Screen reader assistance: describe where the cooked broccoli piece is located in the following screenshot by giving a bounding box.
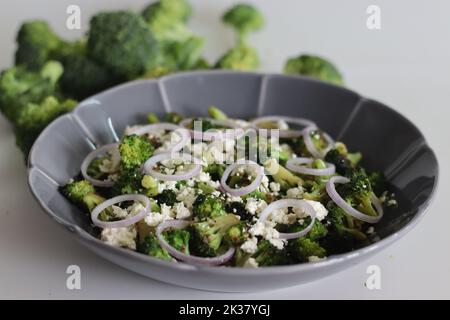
[195,182,215,194]
[281,218,328,241]
[288,237,326,263]
[264,159,303,191]
[86,156,108,180]
[339,168,379,218]
[163,228,190,255]
[368,171,387,197]
[112,167,145,195]
[87,11,160,79]
[324,148,354,177]
[190,214,240,257]
[142,0,193,42]
[0,61,63,121]
[147,112,160,124]
[208,106,228,120]
[14,96,77,155]
[141,175,159,196]
[163,111,183,124]
[61,179,105,212]
[192,194,226,220]
[225,201,252,221]
[59,53,120,100]
[252,240,290,266]
[284,54,344,85]
[118,134,154,171]
[204,164,226,182]
[215,45,259,71]
[156,189,177,206]
[222,4,264,44]
[224,221,249,246]
[138,234,172,260]
[302,180,327,202]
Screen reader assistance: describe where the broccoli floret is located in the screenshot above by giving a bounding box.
[222,4,264,44]
[288,238,326,263]
[156,189,177,206]
[368,171,387,197]
[163,111,183,124]
[264,159,303,191]
[284,54,344,85]
[147,112,160,124]
[138,234,172,261]
[61,179,105,212]
[112,167,144,195]
[0,61,63,121]
[224,221,249,246]
[225,201,252,221]
[59,53,121,100]
[252,240,290,266]
[195,182,215,194]
[141,175,159,196]
[208,106,228,120]
[14,96,77,156]
[281,218,328,241]
[324,148,354,177]
[165,36,205,70]
[302,180,327,202]
[119,134,154,171]
[192,194,226,220]
[163,228,190,255]
[215,45,259,71]
[204,164,225,182]
[190,214,240,257]
[87,11,160,79]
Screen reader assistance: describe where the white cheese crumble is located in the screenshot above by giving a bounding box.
[176,187,197,209]
[305,200,328,221]
[240,237,258,254]
[174,202,191,219]
[144,203,174,227]
[245,198,267,215]
[286,187,304,199]
[269,182,281,193]
[249,221,286,249]
[101,225,137,250]
[243,257,259,268]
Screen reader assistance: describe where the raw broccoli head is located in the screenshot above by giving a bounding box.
[288,237,326,263]
[14,96,77,156]
[284,54,344,85]
[163,228,190,255]
[156,189,177,206]
[189,214,240,257]
[215,45,259,71]
[252,240,290,266]
[222,4,264,43]
[61,179,105,212]
[119,134,154,171]
[87,11,160,79]
[138,234,172,260]
[192,194,226,220]
[167,36,205,70]
[224,221,249,246]
[14,20,63,69]
[59,53,121,100]
[0,61,63,122]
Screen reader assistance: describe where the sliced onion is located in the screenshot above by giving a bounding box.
[126,122,190,154]
[286,157,335,176]
[250,116,317,138]
[303,126,334,159]
[143,152,202,181]
[259,199,316,239]
[81,143,119,187]
[326,176,383,224]
[156,220,235,266]
[220,160,264,197]
[179,117,244,141]
[91,194,150,228]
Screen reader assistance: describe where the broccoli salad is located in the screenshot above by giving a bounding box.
[62,106,396,268]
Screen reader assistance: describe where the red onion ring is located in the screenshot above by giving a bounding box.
[303,126,334,159]
[156,220,235,266]
[179,117,244,141]
[250,116,317,138]
[258,199,317,239]
[91,194,150,228]
[126,123,190,154]
[220,160,264,197]
[326,176,384,224]
[81,143,119,187]
[143,152,202,181]
[286,157,335,176]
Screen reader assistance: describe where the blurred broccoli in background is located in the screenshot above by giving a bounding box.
[216,4,264,71]
[284,54,344,85]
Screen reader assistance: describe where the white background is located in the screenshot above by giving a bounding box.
[0,0,449,299]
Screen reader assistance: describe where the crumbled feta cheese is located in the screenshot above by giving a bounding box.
[308,256,326,262]
[240,237,258,254]
[111,205,129,220]
[286,187,304,199]
[249,221,286,249]
[174,202,191,219]
[245,198,267,215]
[305,200,328,221]
[269,182,281,193]
[157,180,177,193]
[243,257,259,268]
[176,187,197,209]
[101,225,137,250]
[387,199,398,207]
[144,204,174,227]
[366,226,375,235]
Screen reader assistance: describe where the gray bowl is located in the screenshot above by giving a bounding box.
[27,71,438,292]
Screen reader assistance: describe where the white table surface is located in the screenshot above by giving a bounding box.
[0,0,449,299]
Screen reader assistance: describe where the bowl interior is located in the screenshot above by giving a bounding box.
[28,71,438,263]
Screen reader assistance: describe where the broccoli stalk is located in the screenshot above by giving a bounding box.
[264,159,303,191]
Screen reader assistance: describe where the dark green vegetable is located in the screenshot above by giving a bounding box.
[192,194,226,220]
[252,240,290,266]
[118,134,154,171]
[284,54,344,85]
[138,234,172,260]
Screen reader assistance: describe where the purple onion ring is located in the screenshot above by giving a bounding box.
[302,126,334,159]
[286,157,335,176]
[220,160,264,197]
[156,220,235,266]
[326,176,383,224]
[143,152,202,181]
[91,194,150,228]
[81,143,119,187]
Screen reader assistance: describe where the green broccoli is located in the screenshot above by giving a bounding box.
[141,174,159,196]
[288,237,326,263]
[163,228,190,255]
[302,180,327,202]
[222,4,264,44]
[118,134,154,171]
[208,106,228,120]
[215,45,259,71]
[264,159,303,191]
[284,54,344,85]
[0,61,63,121]
[204,163,226,182]
[147,112,160,124]
[163,111,183,124]
[61,179,105,212]
[87,11,160,79]
[225,201,252,221]
[138,234,172,260]
[14,96,77,155]
[368,171,387,197]
[112,168,144,196]
[224,221,249,246]
[252,240,290,266]
[324,148,354,177]
[192,194,226,220]
[156,189,177,206]
[168,36,205,70]
[190,214,240,257]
